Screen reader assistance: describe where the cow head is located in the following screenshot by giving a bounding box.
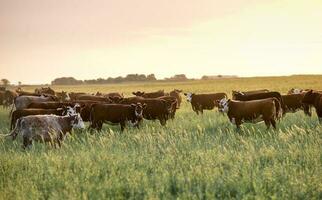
[217,98,230,113]
[302,90,316,104]
[69,114,85,129]
[183,92,194,102]
[288,88,303,94]
[174,89,182,93]
[132,91,145,96]
[131,103,146,118]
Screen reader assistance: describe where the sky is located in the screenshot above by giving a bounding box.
[1,0,322,84]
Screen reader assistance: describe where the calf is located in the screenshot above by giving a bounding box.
[218,98,281,129]
[233,91,285,113]
[169,89,182,108]
[8,114,84,148]
[89,103,145,131]
[302,90,322,123]
[133,90,165,98]
[184,92,227,114]
[282,93,311,116]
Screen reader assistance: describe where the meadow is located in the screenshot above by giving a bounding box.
[0,75,322,199]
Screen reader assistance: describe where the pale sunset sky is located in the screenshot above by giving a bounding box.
[1,0,322,84]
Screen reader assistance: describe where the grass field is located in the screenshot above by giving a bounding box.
[0,75,322,199]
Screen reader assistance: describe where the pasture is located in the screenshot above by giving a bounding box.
[0,75,322,199]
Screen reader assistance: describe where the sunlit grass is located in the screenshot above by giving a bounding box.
[1,76,322,199]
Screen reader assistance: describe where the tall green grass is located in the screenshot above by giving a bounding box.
[1,76,322,199]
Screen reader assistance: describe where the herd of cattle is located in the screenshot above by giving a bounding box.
[0,86,321,148]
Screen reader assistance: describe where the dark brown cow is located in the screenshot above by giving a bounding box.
[96,92,123,98]
[4,90,18,107]
[0,91,5,107]
[56,91,70,101]
[232,89,269,99]
[282,93,311,116]
[233,91,285,113]
[132,90,165,98]
[184,92,227,114]
[302,90,322,123]
[169,89,182,108]
[10,108,68,130]
[35,87,55,95]
[76,95,112,102]
[218,98,281,129]
[8,114,84,148]
[27,101,76,109]
[120,97,176,125]
[158,96,178,119]
[79,101,113,122]
[14,95,59,110]
[68,92,87,101]
[89,103,145,131]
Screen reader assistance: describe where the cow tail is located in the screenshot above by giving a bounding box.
[9,98,16,119]
[5,118,22,140]
[273,98,282,120]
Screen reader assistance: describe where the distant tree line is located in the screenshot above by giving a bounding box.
[51,74,238,85]
[51,74,158,85]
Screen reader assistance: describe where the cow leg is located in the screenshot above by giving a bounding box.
[22,137,32,149]
[264,120,271,130]
[235,119,242,130]
[270,119,277,129]
[56,139,62,148]
[159,118,166,126]
[120,121,126,132]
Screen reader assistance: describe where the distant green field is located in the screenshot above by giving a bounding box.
[1,75,322,199]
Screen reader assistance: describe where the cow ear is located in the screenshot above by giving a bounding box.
[178,90,182,93]
[131,103,136,107]
[143,103,147,108]
[183,93,187,96]
[57,108,63,111]
[132,92,137,95]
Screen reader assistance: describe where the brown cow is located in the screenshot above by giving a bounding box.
[218,98,281,129]
[132,90,165,98]
[27,101,76,109]
[56,91,70,101]
[35,87,55,95]
[4,90,18,107]
[158,96,178,119]
[120,97,176,125]
[10,108,71,130]
[14,95,58,111]
[8,113,85,148]
[282,93,311,116]
[76,95,111,102]
[184,92,227,114]
[0,91,5,107]
[232,89,269,99]
[302,90,322,123]
[89,103,146,131]
[169,89,182,108]
[232,91,285,113]
[68,92,87,101]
